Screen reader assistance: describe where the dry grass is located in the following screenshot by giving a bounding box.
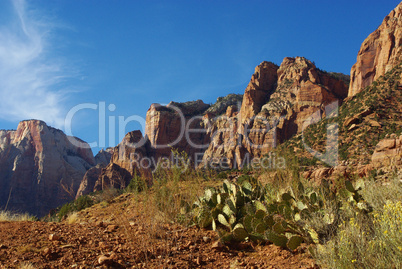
[0,211,36,222]
[18,262,36,269]
[62,161,218,267]
[123,169,211,266]
[66,212,79,224]
[315,176,402,269]
[17,244,42,254]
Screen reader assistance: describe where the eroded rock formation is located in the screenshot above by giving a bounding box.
[0,120,95,217]
[372,134,402,169]
[239,61,279,124]
[77,130,152,195]
[348,2,402,97]
[145,100,210,160]
[95,147,114,165]
[201,57,349,168]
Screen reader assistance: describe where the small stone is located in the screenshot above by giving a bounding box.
[98,255,113,265]
[211,241,224,250]
[43,247,51,255]
[98,242,108,249]
[106,224,118,233]
[110,252,118,260]
[49,234,61,241]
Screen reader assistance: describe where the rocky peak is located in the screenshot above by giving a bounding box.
[205,94,243,116]
[0,120,95,217]
[199,57,349,169]
[167,99,210,116]
[261,56,348,118]
[94,147,114,165]
[239,61,279,124]
[348,2,402,97]
[277,57,317,84]
[76,131,152,197]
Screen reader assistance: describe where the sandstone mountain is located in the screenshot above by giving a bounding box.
[3,3,402,217]
[348,2,402,97]
[81,56,348,195]
[0,120,95,217]
[77,100,213,195]
[88,1,402,193]
[145,100,210,160]
[200,57,349,168]
[284,2,402,181]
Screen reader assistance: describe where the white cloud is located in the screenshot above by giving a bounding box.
[0,0,71,128]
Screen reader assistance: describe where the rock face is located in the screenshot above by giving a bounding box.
[145,100,210,160]
[348,2,402,97]
[76,57,348,198]
[201,57,349,168]
[95,148,114,165]
[77,131,152,195]
[371,134,402,169]
[248,57,346,148]
[239,61,279,124]
[75,164,105,198]
[0,120,95,217]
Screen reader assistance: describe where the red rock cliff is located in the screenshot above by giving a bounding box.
[201,57,349,168]
[348,2,402,97]
[0,120,95,217]
[239,61,279,124]
[145,100,210,160]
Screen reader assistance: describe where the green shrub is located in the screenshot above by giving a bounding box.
[126,173,147,193]
[216,171,228,179]
[58,195,94,221]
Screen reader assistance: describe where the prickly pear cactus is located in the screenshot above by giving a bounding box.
[190,178,324,250]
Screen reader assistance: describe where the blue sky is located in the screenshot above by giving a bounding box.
[0,0,399,154]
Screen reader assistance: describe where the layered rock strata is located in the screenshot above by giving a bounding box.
[0,120,94,217]
[201,57,349,168]
[348,2,402,97]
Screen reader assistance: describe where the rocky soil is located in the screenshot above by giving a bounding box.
[0,193,318,269]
